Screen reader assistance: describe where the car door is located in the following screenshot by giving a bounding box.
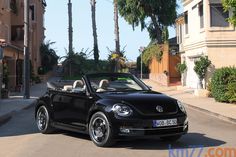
[52,82,93,125]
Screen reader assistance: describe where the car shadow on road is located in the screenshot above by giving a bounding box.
[114,133,226,150]
[63,131,226,150]
[62,131,91,141]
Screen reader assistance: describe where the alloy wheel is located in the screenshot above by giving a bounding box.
[36,106,49,131]
[90,117,108,143]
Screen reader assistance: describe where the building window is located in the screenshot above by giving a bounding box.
[210,3,229,27]
[11,25,24,41]
[10,0,17,14]
[184,12,188,34]
[199,2,204,28]
[30,5,35,21]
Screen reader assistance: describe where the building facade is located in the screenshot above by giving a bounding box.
[176,0,236,89]
[0,0,46,91]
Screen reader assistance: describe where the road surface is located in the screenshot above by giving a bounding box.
[0,105,236,157]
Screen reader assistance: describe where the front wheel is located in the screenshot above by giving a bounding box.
[36,105,54,134]
[89,112,115,147]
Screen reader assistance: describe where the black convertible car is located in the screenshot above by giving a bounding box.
[35,73,188,147]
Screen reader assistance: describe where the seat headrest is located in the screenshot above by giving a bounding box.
[99,79,109,89]
[73,80,84,88]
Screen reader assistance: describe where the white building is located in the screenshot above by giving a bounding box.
[176,0,236,89]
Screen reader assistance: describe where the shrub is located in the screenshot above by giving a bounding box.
[194,56,211,79]
[176,61,187,74]
[211,67,236,103]
[194,56,211,88]
[142,44,162,65]
[34,76,42,84]
[226,82,236,103]
[38,66,45,75]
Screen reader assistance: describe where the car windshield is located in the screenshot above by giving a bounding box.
[86,74,149,93]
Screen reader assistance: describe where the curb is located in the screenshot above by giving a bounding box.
[184,103,236,125]
[0,99,37,127]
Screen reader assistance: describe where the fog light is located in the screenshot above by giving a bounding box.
[184,118,188,125]
[184,118,188,130]
[120,127,130,134]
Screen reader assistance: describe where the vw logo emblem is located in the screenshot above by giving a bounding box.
[156,105,163,112]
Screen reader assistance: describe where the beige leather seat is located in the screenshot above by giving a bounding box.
[73,80,84,89]
[96,79,109,92]
[63,85,72,91]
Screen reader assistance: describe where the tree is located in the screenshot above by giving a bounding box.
[117,0,177,43]
[61,50,87,77]
[222,0,236,25]
[114,0,120,54]
[194,56,211,89]
[91,0,99,66]
[107,46,127,72]
[68,0,73,55]
[40,41,59,74]
[67,0,74,76]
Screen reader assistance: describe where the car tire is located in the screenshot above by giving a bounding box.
[36,105,54,134]
[160,135,182,142]
[89,112,115,147]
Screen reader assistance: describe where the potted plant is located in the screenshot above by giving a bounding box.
[176,61,187,86]
[194,56,211,89]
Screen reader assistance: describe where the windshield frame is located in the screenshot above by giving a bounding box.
[84,73,150,94]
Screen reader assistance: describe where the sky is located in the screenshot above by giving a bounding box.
[45,0,183,62]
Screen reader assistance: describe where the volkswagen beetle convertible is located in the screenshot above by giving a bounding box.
[35,73,188,147]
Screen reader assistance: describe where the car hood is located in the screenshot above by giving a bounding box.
[97,91,178,115]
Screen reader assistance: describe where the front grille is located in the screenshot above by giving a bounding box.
[133,103,178,116]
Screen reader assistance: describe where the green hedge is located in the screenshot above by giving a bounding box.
[211,67,236,103]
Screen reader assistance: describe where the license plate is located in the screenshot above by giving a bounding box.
[152,118,177,127]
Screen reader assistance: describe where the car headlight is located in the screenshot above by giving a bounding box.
[112,103,133,117]
[177,100,186,114]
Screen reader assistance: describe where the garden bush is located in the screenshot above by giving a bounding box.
[211,67,236,103]
[176,61,187,74]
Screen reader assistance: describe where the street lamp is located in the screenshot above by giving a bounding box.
[23,0,30,99]
[139,47,145,80]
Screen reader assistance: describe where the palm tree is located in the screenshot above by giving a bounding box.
[68,0,73,55]
[68,0,73,76]
[114,0,120,72]
[114,0,120,54]
[91,0,99,66]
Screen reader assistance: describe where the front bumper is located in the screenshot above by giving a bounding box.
[112,115,188,138]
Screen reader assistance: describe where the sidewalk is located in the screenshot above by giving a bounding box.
[143,79,236,124]
[0,80,48,126]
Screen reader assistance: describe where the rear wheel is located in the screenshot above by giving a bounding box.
[160,135,182,142]
[36,105,54,134]
[89,112,115,147]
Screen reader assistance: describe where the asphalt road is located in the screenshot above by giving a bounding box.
[0,105,236,157]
